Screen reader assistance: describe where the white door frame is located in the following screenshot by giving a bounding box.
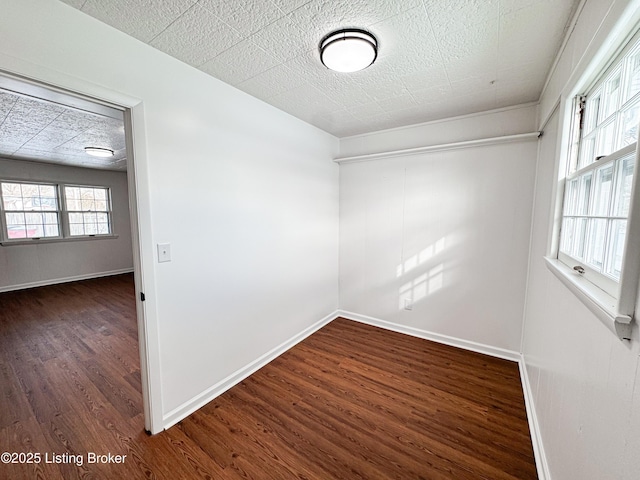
[124,104,163,433]
[0,64,164,433]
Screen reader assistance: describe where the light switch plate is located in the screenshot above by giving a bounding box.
[403,298,413,310]
[157,243,171,263]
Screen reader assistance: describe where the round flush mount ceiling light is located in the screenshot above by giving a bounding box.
[84,147,114,158]
[320,29,378,73]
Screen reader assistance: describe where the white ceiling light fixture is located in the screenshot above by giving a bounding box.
[320,29,378,73]
[84,147,114,158]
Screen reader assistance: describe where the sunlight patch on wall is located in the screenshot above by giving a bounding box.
[396,237,446,278]
[398,263,444,310]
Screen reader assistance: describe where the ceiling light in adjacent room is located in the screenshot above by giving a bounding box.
[84,147,114,157]
[320,29,378,73]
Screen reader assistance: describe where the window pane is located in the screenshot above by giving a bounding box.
[80,187,94,198]
[577,173,592,215]
[579,135,596,168]
[619,102,640,147]
[81,198,96,210]
[97,223,109,234]
[65,187,80,199]
[602,71,622,120]
[591,164,614,216]
[627,48,640,100]
[561,217,576,254]
[1,183,21,196]
[85,223,98,235]
[94,189,106,200]
[7,225,26,239]
[66,199,80,210]
[39,211,59,238]
[596,120,616,158]
[605,220,627,279]
[69,212,83,223]
[2,196,23,210]
[26,224,44,238]
[35,197,58,211]
[25,212,43,224]
[45,224,59,237]
[21,184,38,197]
[564,179,579,215]
[613,154,635,216]
[21,195,36,210]
[586,218,608,271]
[38,185,56,198]
[573,217,588,259]
[95,200,107,211]
[96,213,108,224]
[586,93,601,133]
[70,224,85,236]
[83,212,97,224]
[6,212,25,225]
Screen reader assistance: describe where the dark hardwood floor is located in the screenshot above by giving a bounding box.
[0,275,537,479]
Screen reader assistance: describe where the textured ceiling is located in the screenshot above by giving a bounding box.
[60,0,579,137]
[0,88,126,171]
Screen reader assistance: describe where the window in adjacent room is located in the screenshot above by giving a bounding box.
[0,181,61,239]
[0,181,113,242]
[64,185,112,236]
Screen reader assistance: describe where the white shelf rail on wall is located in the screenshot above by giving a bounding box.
[333,132,542,164]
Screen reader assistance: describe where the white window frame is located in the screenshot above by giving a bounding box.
[548,26,640,341]
[0,180,63,241]
[558,144,636,297]
[63,184,113,237]
[0,179,117,245]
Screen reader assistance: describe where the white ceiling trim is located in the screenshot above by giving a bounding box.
[334,131,541,163]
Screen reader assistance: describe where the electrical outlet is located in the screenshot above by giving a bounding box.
[404,298,413,310]
[157,243,171,263]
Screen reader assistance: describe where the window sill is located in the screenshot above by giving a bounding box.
[544,257,632,340]
[0,234,119,246]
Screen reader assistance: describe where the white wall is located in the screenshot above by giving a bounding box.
[523,0,640,478]
[339,105,538,353]
[0,0,339,426]
[0,158,133,291]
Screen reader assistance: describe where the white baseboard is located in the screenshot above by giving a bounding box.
[519,359,550,480]
[162,310,339,430]
[336,310,521,362]
[0,268,134,293]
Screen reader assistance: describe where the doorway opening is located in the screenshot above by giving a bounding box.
[0,72,153,436]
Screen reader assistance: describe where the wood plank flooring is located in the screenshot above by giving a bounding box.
[0,275,537,479]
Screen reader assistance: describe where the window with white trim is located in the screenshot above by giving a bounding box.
[0,181,112,242]
[551,26,640,341]
[64,186,111,236]
[559,35,640,299]
[0,181,61,239]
